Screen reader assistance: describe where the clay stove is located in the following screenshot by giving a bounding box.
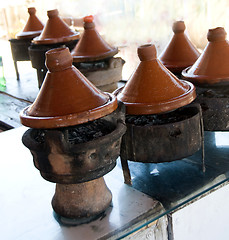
[115,44,203,184]
[182,27,229,131]
[28,9,80,88]
[9,7,44,80]
[71,15,124,92]
[20,47,126,225]
[159,21,200,78]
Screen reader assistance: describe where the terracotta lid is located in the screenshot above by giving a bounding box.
[33,9,80,45]
[71,15,118,62]
[159,21,200,74]
[20,47,118,129]
[16,7,44,39]
[182,27,229,86]
[116,44,196,115]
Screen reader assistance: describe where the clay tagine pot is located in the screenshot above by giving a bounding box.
[182,27,229,87]
[115,44,203,185]
[33,9,80,44]
[71,15,123,93]
[16,7,44,39]
[182,27,229,131]
[71,15,118,62]
[117,44,196,115]
[20,47,126,225]
[159,21,200,76]
[21,47,118,129]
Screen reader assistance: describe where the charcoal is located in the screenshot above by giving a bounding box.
[67,119,115,144]
[126,108,194,126]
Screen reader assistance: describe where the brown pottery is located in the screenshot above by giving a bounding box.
[71,15,118,62]
[117,44,196,115]
[16,7,44,39]
[182,27,229,86]
[159,21,200,75]
[33,9,79,45]
[20,47,118,128]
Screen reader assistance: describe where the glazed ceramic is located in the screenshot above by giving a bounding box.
[182,27,229,86]
[71,15,118,62]
[20,47,118,128]
[16,7,44,39]
[116,44,196,115]
[33,9,79,45]
[159,21,200,74]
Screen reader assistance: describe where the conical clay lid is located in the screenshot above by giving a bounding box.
[159,21,200,74]
[71,15,118,62]
[33,9,79,45]
[16,7,44,39]
[20,47,118,128]
[182,27,229,86]
[117,44,196,115]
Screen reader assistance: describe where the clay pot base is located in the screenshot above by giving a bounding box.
[51,177,112,226]
[115,82,195,115]
[194,86,229,131]
[72,48,118,63]
[33,34,79,45]
[16,30,42,39]
[182,66,229,87]
[21,93,117,129]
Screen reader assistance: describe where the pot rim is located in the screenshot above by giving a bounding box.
[182,66,229,86]
[32,33,80,45]
[20,93,118,129]
[115,80,196,115]
[72,48,118,62]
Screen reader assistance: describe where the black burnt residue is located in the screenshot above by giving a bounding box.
[67,119,115,144]
[126,107,195,126]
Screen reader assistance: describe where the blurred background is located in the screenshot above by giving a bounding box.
[0,0,229,79]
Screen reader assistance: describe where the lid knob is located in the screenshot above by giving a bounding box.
[137,44,157,61]
[45,47,72,72]
[84,15,94,23]
[207,27,227,42]
[47,9,59,18]
[172,21,186,34]
[28,7,36,15]
[84,15,95,29]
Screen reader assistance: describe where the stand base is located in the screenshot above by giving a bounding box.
[51,177,112,225]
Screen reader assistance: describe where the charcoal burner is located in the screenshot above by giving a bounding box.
[20,47,126,225]
[9,38,32,80]
[28,40,78,88]
[22,106,126,224]
[192,86,229,131]
[120,104,203,184]
[9,7,44,80]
